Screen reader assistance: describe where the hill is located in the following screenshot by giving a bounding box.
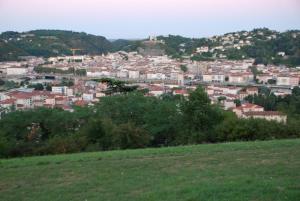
[118,28,300,67]
[156,28,300,67]
[0,30,112,61]
[1,139,300,201]
[1,28,299,66]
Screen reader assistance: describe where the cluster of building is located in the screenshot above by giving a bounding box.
[45,52,184,85]
[0,57,44,76]
[201,59,254,83]
[204,82,289,123]
[0,81,108,117]
[205,85,258,109]
[256,65,300,87]
[190,30,282,59]
[0,50,298,123]
[200,60,300,88]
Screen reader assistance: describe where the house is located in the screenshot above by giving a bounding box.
[277,75,299,87]
[173,89,189,97]
[95,92,106,98]
[202,73,225,83]
[6,67,28,75]
[117,70,128,78]
[232,103,287,123]
[146,73,166,80]
[223,99,236,110]
[55,96,68,106]
[74,100,88,107]
[0,99,16,115]
[238,87,258,99]
[86,68,112,77]
[44,97,55,108]
[238,91,248,100]
[223,86,242,95]
[52,86,66,95]
[82,93,95,102]
[228,73,253,83]
[256,74,274,84]
[202,74,213,82]
[8,91,33,109]
[196,46,209,53]
[148,85,164,96]
[246,87,258,96]
[232,103,264,118]
[128,70,140,79]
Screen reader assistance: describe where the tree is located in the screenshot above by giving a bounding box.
[0,79,5,86]
[180,65,188,72]
[95,92,154,125]
[60,78,74,87]
[267,79,276,85]
[28,83,44,91]
[218,96,226,102]
[144,98,181,146]
[79,118,114,150]
[113,122,150,149]
[93,78,138,95]
[75,69,87,76]
[45,84,52,91]
[292,86,300,96]
[234,99,241,107]
[181,86,223,142]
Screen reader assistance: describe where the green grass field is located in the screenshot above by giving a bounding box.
[1,139,300,201]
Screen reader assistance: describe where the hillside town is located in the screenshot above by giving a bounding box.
[1,34,299,122]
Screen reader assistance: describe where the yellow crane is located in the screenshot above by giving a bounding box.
[69,48,83,64]
[70,48,82,56]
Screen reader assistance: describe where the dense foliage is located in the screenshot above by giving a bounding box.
[0,30,112,61]
[0,86,299,158]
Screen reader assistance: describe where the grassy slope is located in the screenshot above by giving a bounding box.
[0,139,300,201]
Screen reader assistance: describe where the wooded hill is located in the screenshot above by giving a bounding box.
[1,28,299,66]
[0,30,112,61]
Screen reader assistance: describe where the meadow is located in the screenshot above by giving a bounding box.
[1,139,300,201]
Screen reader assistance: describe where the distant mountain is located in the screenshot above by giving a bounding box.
[0,30,112,61]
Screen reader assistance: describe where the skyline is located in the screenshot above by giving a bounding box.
[0,0,300,39]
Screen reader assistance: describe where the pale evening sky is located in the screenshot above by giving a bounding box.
[0,0,299,39]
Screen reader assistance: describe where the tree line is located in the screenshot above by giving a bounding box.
[0,86,300,158]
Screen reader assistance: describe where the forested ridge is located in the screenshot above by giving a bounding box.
[1,28,299,67]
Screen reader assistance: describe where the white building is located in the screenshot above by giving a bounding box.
[229,73,253,83]
[128,70,140,79]
[196,46,209,53]
[202,73,225,83]
[87,71,111,77]
[6,67,28,75]
[51,86,72,96]
[277,75,299,87]
[146,73,166,80]
[82,93,94,102]
[117,70,128,78]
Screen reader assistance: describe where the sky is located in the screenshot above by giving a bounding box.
[0,0,299,39]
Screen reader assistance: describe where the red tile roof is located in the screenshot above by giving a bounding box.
[0,98,16,104]
[235,103,263,110]
[74,100,88,107]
